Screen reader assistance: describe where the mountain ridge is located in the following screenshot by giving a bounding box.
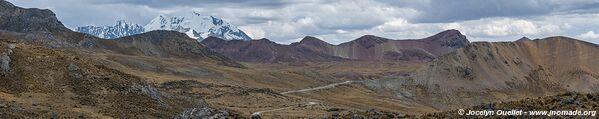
[201,29,470,63]
[366,36,599,110]
[76,20,144,39]
[76,12,252,41]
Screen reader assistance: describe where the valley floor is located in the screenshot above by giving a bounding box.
[78,50,438,118]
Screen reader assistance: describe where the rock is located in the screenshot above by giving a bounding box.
[0,103,7,108]
[250,113,261,119]
[350,114,365,119]
[7,44,16,49]
[67,64,79,71]
[331,111,339,118]
[395,112,405,118]
[366,108,376,113]
[484,103,495,110]
[327,107,340,112]
[175,107,229,119]
[129,85,167,102]
[563,97,576,104]
[0,52,11,74]
[67,64,83,79]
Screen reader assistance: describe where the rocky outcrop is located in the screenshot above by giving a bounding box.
[0,0,66,33]
[0,42,14,75]
[0,0,93,48]
[66,64,82,79]
[175,107,231,119]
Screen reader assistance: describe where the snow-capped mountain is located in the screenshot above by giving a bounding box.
[76,20,144,39]
[145,12,251,41]
[76,12,252,41]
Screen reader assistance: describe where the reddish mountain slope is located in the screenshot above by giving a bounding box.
[202,30,469,63]
[202,37,344,63]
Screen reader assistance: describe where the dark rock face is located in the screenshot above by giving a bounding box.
[0,0,66,33]
[202,29,470,63]
[0,0,91,48]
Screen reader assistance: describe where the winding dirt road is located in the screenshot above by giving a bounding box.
[280,81,354,94]
[250,81,356,118]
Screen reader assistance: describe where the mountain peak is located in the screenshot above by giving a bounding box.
[299,36,328,44]
[76,20,144,39]
[348,35,390,48]
[358,35,379,39]
[293,36,331,47]
[423,29,469,48]
[425,29,463,40]
[0,0,15,8]
[515,37,532,42]
[77,11,252,41]
[356,35,389,42]
[144,12,252,41]
[0,0,67,33]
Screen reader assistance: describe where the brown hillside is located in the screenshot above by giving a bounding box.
[368,36,599,110]
[0,39,237,118]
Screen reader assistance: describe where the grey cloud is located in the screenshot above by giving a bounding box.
[92,0,301,8]
[378,0,599,23]
[6,0,599,44]
[7,0,160,28]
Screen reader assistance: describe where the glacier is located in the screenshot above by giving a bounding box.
[75,12,252,41]
[76,20,144,39]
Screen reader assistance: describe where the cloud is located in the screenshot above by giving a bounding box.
[239,26,265,39]
[477,18,560,36]
[577,31,599,39]
[6,0,599,44]
[378,0,599,23]
[92,0,300,8]
[6,0,162,28]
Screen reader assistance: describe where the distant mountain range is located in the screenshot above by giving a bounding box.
[202,30,469,63]
[75,20,144,39]
[0,0,243,68]
[3,0,599,118]
[75,12,252,41]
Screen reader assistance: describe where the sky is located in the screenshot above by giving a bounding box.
[7,0,599,44]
